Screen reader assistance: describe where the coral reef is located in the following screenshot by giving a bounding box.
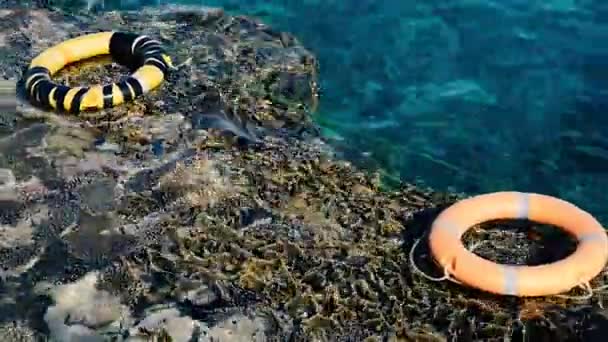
[0,2,607,341]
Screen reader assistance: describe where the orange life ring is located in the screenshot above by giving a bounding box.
[428,191,608,297]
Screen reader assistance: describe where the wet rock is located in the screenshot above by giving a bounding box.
[205,313,270,342]
[0,200,24,226]
[0,168,15,187]
[175,279,219,307]
[129,306,203,342]
[43,271,132,341]
[0,321,39,341]
[239,207,273,227]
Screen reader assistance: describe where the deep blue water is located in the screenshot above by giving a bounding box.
[87,0,608,222]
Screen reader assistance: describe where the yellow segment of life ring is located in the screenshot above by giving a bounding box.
[19,31,174,114]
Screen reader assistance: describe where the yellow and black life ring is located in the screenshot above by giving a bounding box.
[19,31,173,114]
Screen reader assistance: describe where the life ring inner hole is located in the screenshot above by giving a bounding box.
[52,55,129,90]
[460,219,578,266]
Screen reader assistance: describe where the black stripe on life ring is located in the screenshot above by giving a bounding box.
[26,74,49,100]
[53,84,71,113]
[69,87,89,114]
[133,36,158,55]
[102,84,113,108]
[35,80,56,110]
[144,58,168,76]
[125,76,143,98]
[109,32,140,70]
[117,80,134,102]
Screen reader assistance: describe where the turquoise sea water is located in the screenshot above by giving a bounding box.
[87,0,608,222]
